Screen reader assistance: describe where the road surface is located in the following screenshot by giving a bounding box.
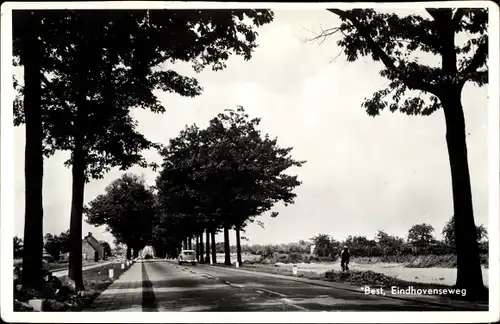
[90,259,483,312]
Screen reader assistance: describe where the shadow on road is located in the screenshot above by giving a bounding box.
[142,262,158,312]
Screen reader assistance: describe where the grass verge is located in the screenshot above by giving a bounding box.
[61,262,129,311]
[14,261,133,312]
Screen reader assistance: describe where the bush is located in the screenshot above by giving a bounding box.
[287,252,303,264]
[318,256,335,263]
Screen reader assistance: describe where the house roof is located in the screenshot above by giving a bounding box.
[83,232,102,252]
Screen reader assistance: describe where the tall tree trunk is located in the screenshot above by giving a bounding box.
[19,11,44,290]
[188,237,192,250]
[68,140,86,291]
[195,235,199,262]
[199,232,204,263]
[210,229,217,264]
[183,239,187,250]
[235,226,243,266]
[205,230,210,263]
[126,245,132,260]
[442,91,485,300]
[223,224,231,265]
[133,247,139,259]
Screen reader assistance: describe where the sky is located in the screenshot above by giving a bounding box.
[13,10,489,247]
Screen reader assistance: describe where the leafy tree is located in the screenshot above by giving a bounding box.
[12,10,47,289]
[375,230,405,253]
[99,241,112,259]
[14,236,24,259]
[442,216,488,245]
[43,233,60,260]
[318,8,488,298]
[156,124,220,262]
[407,223,435,246]
[43,230,71,260]
[14,9,273,290]
[344,235,377,256]
[311,234,334,257]
[84,173,157,262]
[200,107,304,265]
[156,107,304,265]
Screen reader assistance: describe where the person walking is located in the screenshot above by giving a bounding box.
[340,246,351,271]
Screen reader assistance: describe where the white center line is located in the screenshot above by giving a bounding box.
[281,298,309,311]
[255,288,309,311]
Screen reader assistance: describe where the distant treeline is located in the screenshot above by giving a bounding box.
[210,221,489,259]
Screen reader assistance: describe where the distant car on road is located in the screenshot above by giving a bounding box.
[178,250,196,265]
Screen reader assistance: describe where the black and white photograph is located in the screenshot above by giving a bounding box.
[1,1,498,322]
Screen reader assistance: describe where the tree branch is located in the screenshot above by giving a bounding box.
[327,9,439,95]
[425,8,449,22]
[40,74,73,112]
[460,39,488,78]
[452,8,468,27]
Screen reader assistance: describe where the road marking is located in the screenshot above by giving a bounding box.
[223,281,245,289]
[257,288,309,311]
[257,288,287,298]
[281,298,309,311]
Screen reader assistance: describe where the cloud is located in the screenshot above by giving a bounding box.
[13,10,489,247]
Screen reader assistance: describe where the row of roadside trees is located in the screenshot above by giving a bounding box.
[14,7,489,300]
[13,9,274,292]
[84,107,306,267]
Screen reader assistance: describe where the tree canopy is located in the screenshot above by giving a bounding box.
[318,8,488,117]
[84,173,157,258]
[14,236,24,259]
[319,8,488,299]
[13,9,274,290]
[43,230,71,260]
[155,106,305,264]
[407,223,435,245]
[442,215,488,245]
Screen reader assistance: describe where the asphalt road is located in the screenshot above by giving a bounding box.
[137,260,457,312]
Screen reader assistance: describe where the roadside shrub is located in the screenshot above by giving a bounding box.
[318,256,335,263]
[310,255,320,262]
[287,252,303,264]
[324,269,405,287]
[403,253,488,268]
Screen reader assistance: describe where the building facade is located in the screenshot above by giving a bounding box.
[82,232,104,261]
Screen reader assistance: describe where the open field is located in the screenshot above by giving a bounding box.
[266,261,490,288]
[214,253,489,288]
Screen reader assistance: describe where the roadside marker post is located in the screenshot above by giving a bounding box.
[236,261,240,268]
[109,269,114,279]
[121,263,125,270]
[292,264,298,276]
[28,299,44,312]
